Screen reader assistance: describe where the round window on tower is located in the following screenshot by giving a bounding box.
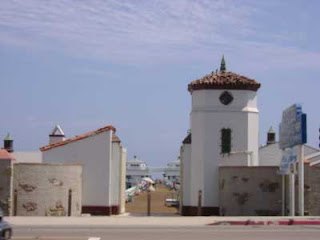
[219,91,233,105]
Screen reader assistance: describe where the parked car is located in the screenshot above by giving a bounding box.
[0,208,12,240]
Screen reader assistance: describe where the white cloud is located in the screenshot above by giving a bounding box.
[0,1,254,56]
[0,0,319,69]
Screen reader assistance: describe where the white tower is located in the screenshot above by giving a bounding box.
[182,56,261,216]
[49,124,65,144]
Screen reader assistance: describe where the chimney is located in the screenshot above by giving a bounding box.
[267,127,276,145]
[49,125,65,144]
[3,133,13,152]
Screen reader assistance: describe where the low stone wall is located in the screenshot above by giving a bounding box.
[0,160,13,216]
[300,165,320,216]
[219,166,282,216]
[13,163,82,216]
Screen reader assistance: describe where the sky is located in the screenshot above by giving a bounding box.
[1,0,320,167]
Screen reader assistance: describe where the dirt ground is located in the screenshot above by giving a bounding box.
[125,184,179,215]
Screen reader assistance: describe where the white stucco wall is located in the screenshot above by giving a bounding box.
[111,142,121,206]
[13,151,42,163]
[190,89,259,207]
[259,143,283,166]
[181,143,191,206]
[42,130,112,207]
[119,147,127,214]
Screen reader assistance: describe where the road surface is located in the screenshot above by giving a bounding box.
[11,225,320,240]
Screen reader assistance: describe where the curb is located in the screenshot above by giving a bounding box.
[208,219,320,226]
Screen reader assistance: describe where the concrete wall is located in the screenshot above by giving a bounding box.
[220,165,320,216]
[298,165,320,216]
[0,159,13,216]
[13,163,82,216]
[42,130,112,210]
[190,89,259,213]
[219,167,282,216]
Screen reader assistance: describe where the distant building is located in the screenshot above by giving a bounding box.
[41,124,127,215]
[126,156,150,188]
[163,158,180,184]
[259,127,320,166]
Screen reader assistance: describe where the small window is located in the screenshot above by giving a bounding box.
[221,128,232,154]
[219,91,234,105]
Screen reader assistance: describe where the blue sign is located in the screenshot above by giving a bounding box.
[279,104,307,149]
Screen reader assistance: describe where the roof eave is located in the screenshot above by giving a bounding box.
[40,125,116,152]
[188,83,261,93]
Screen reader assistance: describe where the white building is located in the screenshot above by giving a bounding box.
[163,158,180,184]
[126,156,150,188]
[259,127,320,166]
[181,57,261,216]
[41,124,127,215]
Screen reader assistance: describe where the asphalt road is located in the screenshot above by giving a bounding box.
[11,225,320,240]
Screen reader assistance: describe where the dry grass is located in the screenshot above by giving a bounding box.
[125,184,179,215]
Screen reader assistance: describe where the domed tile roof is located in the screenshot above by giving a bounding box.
[188,56,261,93]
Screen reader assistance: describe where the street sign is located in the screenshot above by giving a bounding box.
[279,104,307,149]
[279,104,308,217]
[279,148,297,175]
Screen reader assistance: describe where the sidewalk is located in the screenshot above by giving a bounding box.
[4,215,320,228]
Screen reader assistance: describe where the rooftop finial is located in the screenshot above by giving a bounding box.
[4,133,13,141]
[220,55,226,72]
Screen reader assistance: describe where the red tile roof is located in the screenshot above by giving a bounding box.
[40,125,118,152]
[112,133,121,143]
[0,148,16,160]
[188,71,261,93]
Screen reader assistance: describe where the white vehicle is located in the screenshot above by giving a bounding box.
[0,208,12,240]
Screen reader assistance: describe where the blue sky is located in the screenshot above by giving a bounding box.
[1,0,320,167]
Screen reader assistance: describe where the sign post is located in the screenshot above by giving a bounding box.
[298,145,304,216]
[279,148,297,216]
[279,104,307,217]
[289,172,295,216]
